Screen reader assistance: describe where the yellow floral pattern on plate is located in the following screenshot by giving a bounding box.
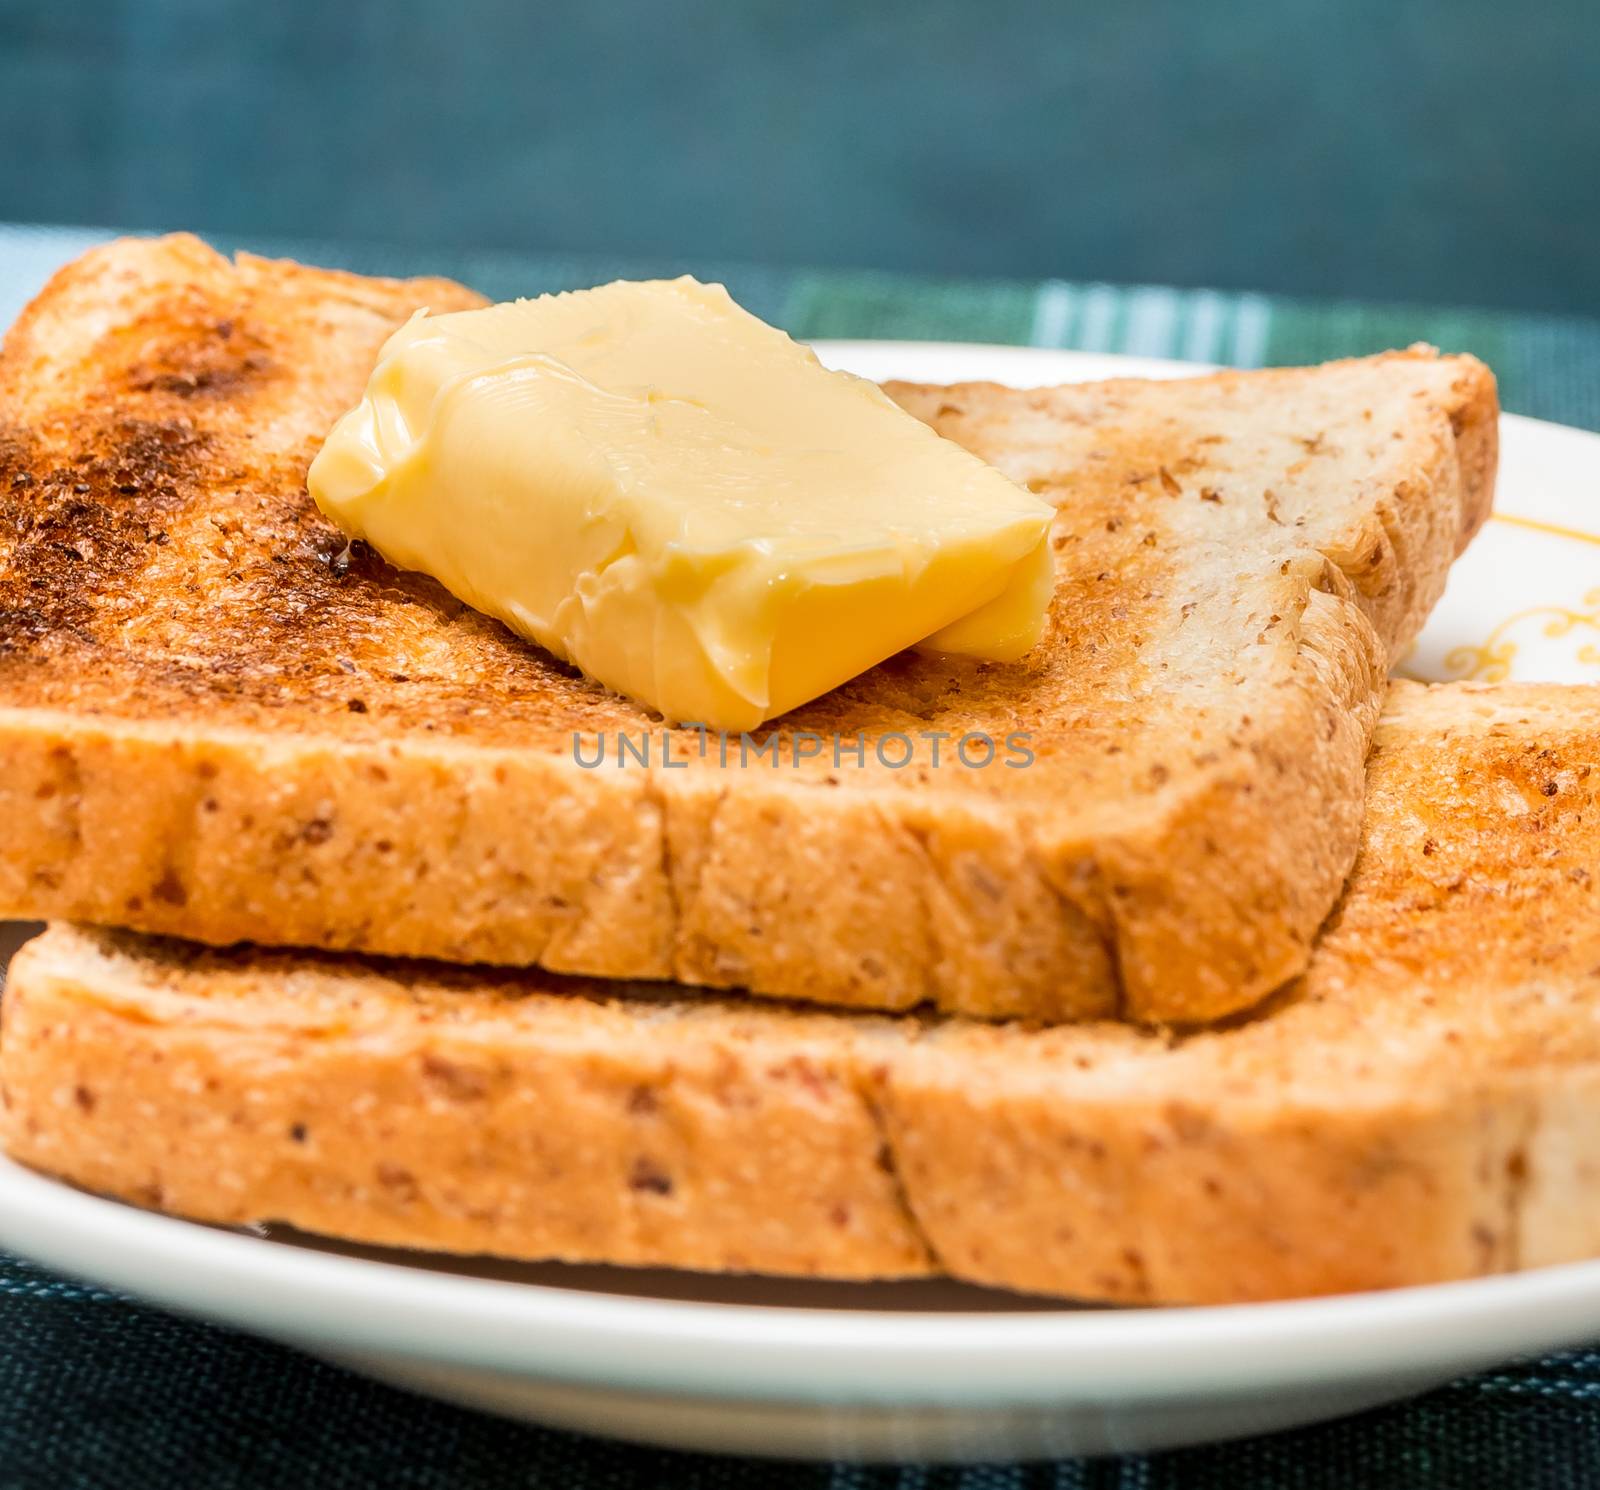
[1404,498,1600,686]
[1443,588,1600,682]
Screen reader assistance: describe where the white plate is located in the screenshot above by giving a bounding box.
[3,343,1600,1464]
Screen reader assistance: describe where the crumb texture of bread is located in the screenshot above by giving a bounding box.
[6,681,1600,1304]
[0,236,1497,1023]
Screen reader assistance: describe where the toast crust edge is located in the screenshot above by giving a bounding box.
[11,674,1600,1305]
[0,922,1521,1303]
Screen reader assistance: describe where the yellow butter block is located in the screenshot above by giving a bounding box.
[310,278,1052,731]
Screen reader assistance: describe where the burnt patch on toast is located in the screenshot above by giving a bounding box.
[247,517,477,634]
[119,306,277,401]
[110,294,279,405]
[127,353,274,401]
[0,417,208,651]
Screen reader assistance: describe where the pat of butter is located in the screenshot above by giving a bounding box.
[309,277,1053,732]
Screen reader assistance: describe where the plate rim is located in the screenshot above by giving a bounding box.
[812,339,1208,386]
[5,1146,1600,1405]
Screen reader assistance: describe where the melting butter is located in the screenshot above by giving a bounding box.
[309,278,1053,731]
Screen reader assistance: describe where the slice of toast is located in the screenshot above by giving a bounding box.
[0,236,1496,1023]
[5,679,1597,1305]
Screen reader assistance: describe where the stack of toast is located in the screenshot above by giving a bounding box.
[5,234,1592,1306]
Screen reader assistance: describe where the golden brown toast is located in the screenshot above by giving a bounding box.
[0,236,1496,1023]
[5,680,1597,1304]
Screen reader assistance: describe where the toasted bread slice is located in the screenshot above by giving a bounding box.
[4,680,1597,1304]
[0,236,1496,1023]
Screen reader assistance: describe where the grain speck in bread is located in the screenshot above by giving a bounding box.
[6,681,1598,1304]
[0,236,1496,1023]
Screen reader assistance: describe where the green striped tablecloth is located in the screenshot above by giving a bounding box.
[4,223,1597,433]
[2,223,1599,1489]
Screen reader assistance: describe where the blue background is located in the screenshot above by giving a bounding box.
[0,0,1594,315]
